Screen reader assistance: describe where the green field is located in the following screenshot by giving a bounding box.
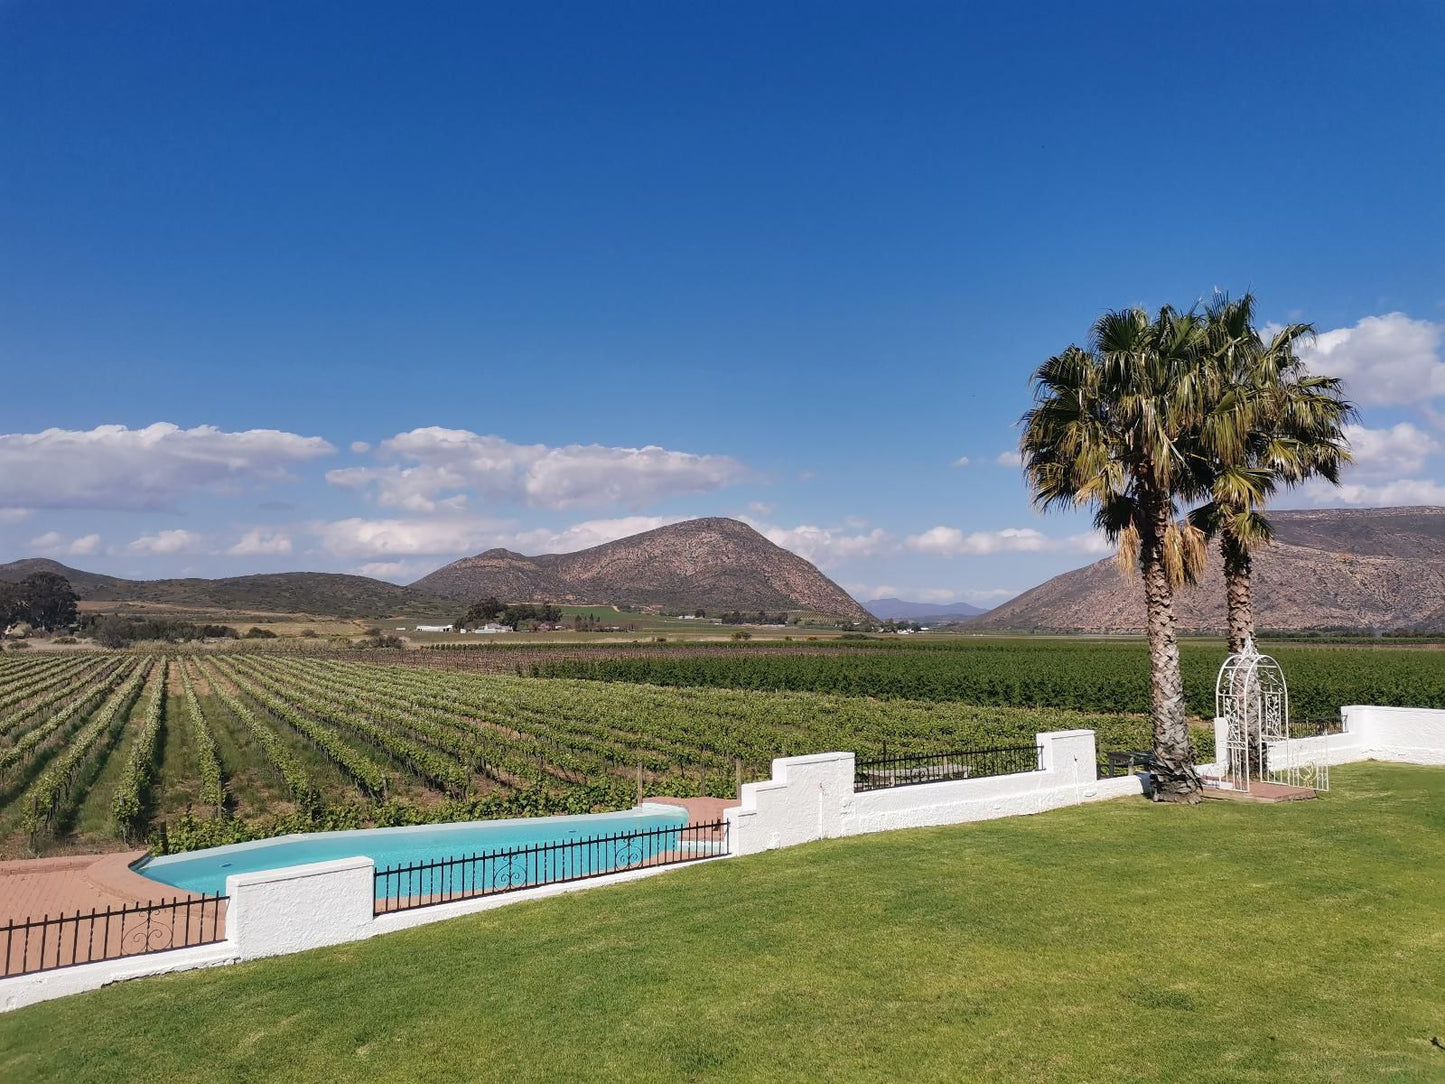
[2,761,1440,1082]
[0,651,1168,857]
[530,636,1445,719]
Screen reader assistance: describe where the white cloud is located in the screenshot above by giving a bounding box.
[349,441,372,454]
[995,450,1023,468]
[30,531,101,557]
[311,513,691,562]
[127,529,205,555]
[951,456,971,468]
[328,428,748,512]
[905,526,1109,557]
[311,517,508,560]
[1302,477,1445,507]
[0,508,30,524]
[1295,313,1445,406]
[352,559,435,583]
[226,528,293,557]
[748,521,892,568]
[843,582,899,600]
[510,516,692,554]
[746,501,776,516]
[0,424,334,511]
[1342,422,1439,480]
[907,526,1045,556]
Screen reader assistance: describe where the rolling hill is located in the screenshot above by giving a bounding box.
[971,506,1445,633]
[412,517,873,619]
[0,559,455,619]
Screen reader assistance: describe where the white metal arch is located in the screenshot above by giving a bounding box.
[1215,638,1290,791]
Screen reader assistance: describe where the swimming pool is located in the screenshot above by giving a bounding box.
[135,806,691,898]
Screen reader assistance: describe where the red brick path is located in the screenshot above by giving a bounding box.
[0,851,227,976]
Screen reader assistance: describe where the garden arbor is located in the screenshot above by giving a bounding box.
[1214,638,1328,792]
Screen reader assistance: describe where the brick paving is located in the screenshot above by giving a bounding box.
[0,851,227,976]
[646,796,739,826]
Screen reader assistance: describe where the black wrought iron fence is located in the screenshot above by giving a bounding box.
[374,820,730,915]
[1,893,228,978]
[1292,716,1346,737]
[853,744,1043,792]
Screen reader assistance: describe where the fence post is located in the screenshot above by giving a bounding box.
[635,762,643,806]
[735,758,743,798]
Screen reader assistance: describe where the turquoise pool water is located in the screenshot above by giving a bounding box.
[136,807,690,898]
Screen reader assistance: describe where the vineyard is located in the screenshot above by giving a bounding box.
[0,651,1165,858]
[526,638,1445,719]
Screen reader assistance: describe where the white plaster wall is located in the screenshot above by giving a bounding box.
[724,752,856,856]
[726,731,1142,853]
[843,730,1124,835]
[1217,705,1445,771]
[226,856,376,960]
[0,942,237,1013]
[1344,705,1445,765]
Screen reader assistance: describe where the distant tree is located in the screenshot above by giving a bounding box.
[90,614,134,649]
[4,572,79,631]
[243,626,277,639]
[730,630,752,641]
[465,596,505,624]
[693,608,706,618]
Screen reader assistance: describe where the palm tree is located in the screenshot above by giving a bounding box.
[1020,306,1210,802]
[1191,294,1355,655]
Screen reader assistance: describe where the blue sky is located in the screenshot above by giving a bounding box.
[2,2,1443,605]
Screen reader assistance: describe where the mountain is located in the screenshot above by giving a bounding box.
[0,558,455,619]
[412,517,873,619]
[865,597,987,622]
[971,506,1445,633]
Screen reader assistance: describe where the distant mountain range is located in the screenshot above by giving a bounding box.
[412,518,872,619]
[1,518,871,621]
[0,558,454,619]
[9,506,1437,630]
[863,597,987,622]
[971,506,1445,633]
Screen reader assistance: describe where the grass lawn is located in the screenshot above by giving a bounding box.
[2,762,1442,1082]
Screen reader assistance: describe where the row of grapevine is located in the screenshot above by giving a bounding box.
[284,657,619,782]
[0,655,119,739]
[22,658,152,834]
[0,654,97,714]
[265,656,594,784]
[209,656,391,797]
[178,658,225,813]
[526,638,1445,719]
[195,658,320,810]
[0,658,134,778]
[224,657,461,796]
[111,658,169,840]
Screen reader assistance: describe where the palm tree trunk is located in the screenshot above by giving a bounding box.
[1221,527,1254,656]
[1221,526,1263,777]
[1141,500,1200,802]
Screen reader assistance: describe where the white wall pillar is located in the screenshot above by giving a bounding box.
[1212,716,1230,771]
[226,856,375,960]
[1037,729,1095,787]
[724,752,855,856]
